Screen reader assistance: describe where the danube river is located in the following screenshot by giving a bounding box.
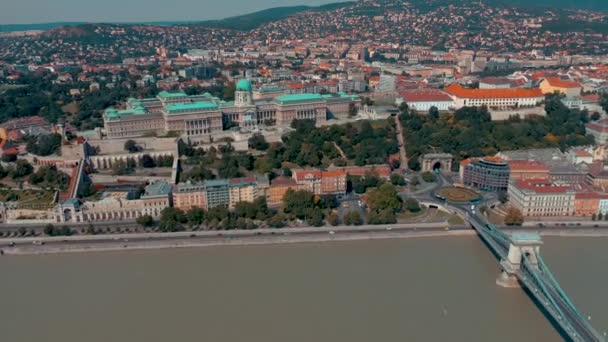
[1,236,607,342]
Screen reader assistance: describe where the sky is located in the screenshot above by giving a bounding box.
[0,0,349,25]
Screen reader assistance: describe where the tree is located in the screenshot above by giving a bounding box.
[428,106,440,120]
[159,207,186,232]
[366,184,402,224]
[504,207,524,226]
[28,165,70,190]
[409,175,420,188]
[111,160,131,176]
[141,154,156,168]
[187,207,207,225]
[26,133,62,156]
[327,212,340,226]
[348,103,358,117]
[136,215,155,227]
[592,213,597,221]
[599,212,604,221]
[344,211,363,226]
[306,209,325,227]
[44,224,55,236]
[590,112,601,121]
[421,171,437,183]
[391,159,401,169]
[0,163,7,179]
[390,173,407,186]
[124,140,140,153]
[408,158,421,171]
[282,189,315,219]
[248,133,269,151]
[601,94,608,114]
[404,198,421,213]
[12,159,33,179]
[1,153,17,163]
[268,213,287,228]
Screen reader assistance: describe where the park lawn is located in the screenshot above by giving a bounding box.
[397,206,428,223]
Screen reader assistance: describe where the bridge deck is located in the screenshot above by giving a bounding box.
[468,215,604,342]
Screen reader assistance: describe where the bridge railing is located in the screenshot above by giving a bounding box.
[537,254,599,335]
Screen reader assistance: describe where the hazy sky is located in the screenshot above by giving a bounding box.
[1,0,349,25]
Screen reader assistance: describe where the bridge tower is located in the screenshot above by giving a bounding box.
[497,232,543,288]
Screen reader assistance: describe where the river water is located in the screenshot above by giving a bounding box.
[1,236,607,342]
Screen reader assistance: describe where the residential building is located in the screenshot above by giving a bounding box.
[508,179,576,217]
[461,157,510,192]
[172,176,266,211]
[598,196,608,216]
[539,77,582,97]
[586,119,608,145]
[267,176,306,207]
[507,160,550,181]
[574,192,600,217]
[395,89,454,112]
[292,169,347,195]
[444,83,544,109]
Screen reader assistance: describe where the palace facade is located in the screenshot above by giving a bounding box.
[103,79,359,139]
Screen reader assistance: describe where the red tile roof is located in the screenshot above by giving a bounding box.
[543,77,581,89]
[445,83,544,99]
[586,119,608,133]
[508,160,549,172]
[399,89,452,102]
[514,179,573,194]
[270,176,297,187]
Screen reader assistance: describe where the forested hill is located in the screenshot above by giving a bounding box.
[1,0,606,34]
[197,2,356,31]
[488,0,608,11]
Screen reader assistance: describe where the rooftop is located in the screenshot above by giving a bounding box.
[143,181,172,198]
[445,83,543,99]
[164,101,218,113]
[275,93,324,103]
[513,179,574,194]
[158,91,188,100]
[399,89,453,102]
[543,77,581,89]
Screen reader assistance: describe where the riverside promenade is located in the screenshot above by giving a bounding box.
[0,223,469,255]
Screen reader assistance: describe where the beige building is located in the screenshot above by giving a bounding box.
[55,181,172,223]
[103,79,359,140]
[172,177,267,211]
[539,77,582,97]
[508,179,575,217]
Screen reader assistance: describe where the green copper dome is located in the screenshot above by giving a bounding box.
[236,79,252,92]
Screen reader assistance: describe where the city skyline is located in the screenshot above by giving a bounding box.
[0,0,348,25]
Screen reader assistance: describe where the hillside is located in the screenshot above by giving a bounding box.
[198,2,356,31]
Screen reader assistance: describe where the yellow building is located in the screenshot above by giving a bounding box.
[539,77,582,97]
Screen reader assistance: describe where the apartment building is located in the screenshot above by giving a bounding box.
[508,179,576,217]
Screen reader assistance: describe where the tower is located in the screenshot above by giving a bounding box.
[235,79,253,107]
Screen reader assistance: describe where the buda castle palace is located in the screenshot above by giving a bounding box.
[103,79,359,140]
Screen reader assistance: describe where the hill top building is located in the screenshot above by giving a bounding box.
[103,79,359,140]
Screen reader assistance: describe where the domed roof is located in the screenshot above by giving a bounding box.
[236,79,252,92]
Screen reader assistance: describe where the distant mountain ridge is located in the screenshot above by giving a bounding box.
[1,0,606,34]
[0,2,356,33]
[198,2,356,31]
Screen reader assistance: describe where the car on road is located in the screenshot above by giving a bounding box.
[329,231,335,235]
[386,227,393,231]
[8,242,15,247]
[32,240,44,246]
